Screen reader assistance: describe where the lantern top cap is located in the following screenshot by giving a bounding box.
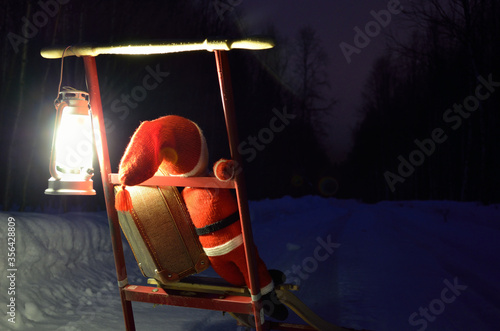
[41,37,275,59]
[57,89,89,102]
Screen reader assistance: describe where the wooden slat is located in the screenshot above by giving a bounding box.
[148,277,249,295]
[109,173,235,189]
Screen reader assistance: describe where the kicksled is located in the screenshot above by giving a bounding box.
[41,38,360,331]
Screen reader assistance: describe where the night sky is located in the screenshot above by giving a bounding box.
[238,0,408,161]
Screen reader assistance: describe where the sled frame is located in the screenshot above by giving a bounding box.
[41,39,328,331]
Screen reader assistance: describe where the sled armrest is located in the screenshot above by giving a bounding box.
[109,173,235,189]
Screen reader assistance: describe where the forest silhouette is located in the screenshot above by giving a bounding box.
[343,0,500,203]
[1,0,499,211]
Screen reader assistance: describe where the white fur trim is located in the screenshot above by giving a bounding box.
[203,234,243,257]
[251,293,262,301]
[260,280,275,296]
[214,159,234,182]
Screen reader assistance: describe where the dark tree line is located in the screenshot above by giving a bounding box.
[341,0,500,203]
[0,0,336,211]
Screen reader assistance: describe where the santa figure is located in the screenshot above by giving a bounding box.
[115,115,288,321]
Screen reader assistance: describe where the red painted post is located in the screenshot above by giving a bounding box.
[214,50,265,330]
[83,56,136,331]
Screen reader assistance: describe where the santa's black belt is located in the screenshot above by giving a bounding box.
[195,212,240,236]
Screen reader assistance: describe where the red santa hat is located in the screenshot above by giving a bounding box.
[115,115,208,211]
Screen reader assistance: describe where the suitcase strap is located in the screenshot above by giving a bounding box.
[195,212,239,236]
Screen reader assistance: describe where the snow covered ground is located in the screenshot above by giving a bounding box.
[1,196,499,330]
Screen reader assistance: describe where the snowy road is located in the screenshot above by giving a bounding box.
[1,197,499,330]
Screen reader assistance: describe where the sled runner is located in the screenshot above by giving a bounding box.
[147,276,349,331]
[41,38,352,331]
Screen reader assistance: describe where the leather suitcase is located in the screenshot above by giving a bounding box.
[114,183,209,284]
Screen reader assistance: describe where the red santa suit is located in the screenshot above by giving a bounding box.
[115,115,274,296]
[182,181,274,297]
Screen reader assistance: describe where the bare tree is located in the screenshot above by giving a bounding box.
[290,25,336,158]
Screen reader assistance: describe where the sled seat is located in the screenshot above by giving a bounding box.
[122,282,254,315]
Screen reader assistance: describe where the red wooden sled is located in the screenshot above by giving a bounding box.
[41,39,349,331]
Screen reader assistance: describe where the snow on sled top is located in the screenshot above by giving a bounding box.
[40,37,275,59]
